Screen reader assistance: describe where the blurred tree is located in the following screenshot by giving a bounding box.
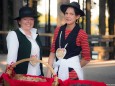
[32,0,38,28]
[0,1,3,53]
[86,0,91,34]
[107,0,115,59]
[99,0,107,60]
[2,0,8,31]
[107,0,115,35]
[2,0,8,53]
[99,0,106,35]
[13,0,23,28]
[0,1,3,31]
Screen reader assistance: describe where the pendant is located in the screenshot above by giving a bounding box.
[56,48,67,59]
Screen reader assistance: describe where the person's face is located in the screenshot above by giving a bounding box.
[64,7,80,25]
[19,17,34,30]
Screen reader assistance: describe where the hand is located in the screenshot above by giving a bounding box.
[80,58,90,67]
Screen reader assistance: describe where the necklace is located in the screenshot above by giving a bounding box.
[56,31,68,59]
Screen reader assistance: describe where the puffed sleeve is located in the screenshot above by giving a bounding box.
[6,31,19,64]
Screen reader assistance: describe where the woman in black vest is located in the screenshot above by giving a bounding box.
[47,2,91,81]
[6,6,43,76]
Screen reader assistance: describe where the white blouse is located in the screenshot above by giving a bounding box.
[6,28,41,76]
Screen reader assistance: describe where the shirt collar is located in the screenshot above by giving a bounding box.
[19,28,38,39]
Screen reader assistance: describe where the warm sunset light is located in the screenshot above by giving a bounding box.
[37,0,57,24]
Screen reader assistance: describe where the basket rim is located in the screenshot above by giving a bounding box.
[6,58,58,86]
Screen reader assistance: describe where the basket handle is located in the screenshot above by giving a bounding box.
[11,58,58,86]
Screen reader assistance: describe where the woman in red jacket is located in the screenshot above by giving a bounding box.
[47,2,91,81]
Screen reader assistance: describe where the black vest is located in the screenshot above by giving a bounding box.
[55,23,82,61]
[14,29,44,76]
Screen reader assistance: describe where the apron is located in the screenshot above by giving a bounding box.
[53,56,84,81]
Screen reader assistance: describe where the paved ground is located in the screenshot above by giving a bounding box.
[0,54,115,86]
[0,54,115,73]
[83,60,115,86]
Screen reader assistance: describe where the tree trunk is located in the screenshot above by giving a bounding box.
[107,0,115,59]
[86,0,91,35]
[98,0,106,60]
[3,0,8,31]
[0,1,3,30]
[107,0,115,35]
[13,0,23,28]
[99,0,106,35]
[2,0,8,53]
[33,0,38,29]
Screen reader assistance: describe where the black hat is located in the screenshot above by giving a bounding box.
[14,6,37,20]
[60,2,85,16]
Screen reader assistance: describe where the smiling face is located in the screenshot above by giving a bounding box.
[64,7,80,25]
[18,17,34,31]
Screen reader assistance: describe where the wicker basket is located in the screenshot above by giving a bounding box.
[1,58,59,86]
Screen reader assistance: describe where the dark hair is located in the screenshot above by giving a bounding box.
[17,20,21,27]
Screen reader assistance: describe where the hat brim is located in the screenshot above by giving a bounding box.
[60,4,85,16]
[14,15,37,20]
[14,17,21,20]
